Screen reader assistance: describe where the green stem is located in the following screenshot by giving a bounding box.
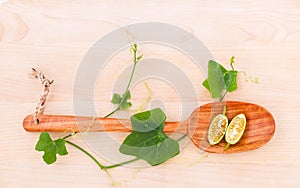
[104,107,120,118]
[62,132,78,139]
[65,140,106,170]
[104,45,139,118]
[230,63,235,71]
[56,44,144,173]
[219,91,228,102]
[125,56,137,92]
[177,134,187,142]
[65,132,186,171]
[222,106,227,116]
[66,140,140,170]
[224,143,231,151]
[105,158,139,169]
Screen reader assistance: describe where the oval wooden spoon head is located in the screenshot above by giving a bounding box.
[187,101,275,153]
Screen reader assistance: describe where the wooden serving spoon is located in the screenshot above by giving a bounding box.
[23,101,275,153]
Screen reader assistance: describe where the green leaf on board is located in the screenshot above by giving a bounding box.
[110,90,132,110]
[35,132,68,165]
[224,70,238,92]
[202,57,239,99]
[202,79,210,92]
[111,93,122,104]
[119,108,180,166]
[207,60,227,98]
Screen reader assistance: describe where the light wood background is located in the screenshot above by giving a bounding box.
[1,0,300,187]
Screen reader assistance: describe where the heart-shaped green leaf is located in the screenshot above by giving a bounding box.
[119,108,179,166]
[35,132,68,165]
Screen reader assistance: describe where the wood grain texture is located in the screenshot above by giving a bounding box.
[188,101,275,153]
[23,101,275,154]
[22,114,184,133]
[1,0,300,188]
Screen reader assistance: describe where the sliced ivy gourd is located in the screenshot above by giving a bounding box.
[224,114,247,150]
[208,106,228,145]
[208,114,228,145]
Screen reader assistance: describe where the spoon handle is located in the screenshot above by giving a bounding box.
[23,114,186,133]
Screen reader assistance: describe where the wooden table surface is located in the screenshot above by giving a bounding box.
[1,0,300,187]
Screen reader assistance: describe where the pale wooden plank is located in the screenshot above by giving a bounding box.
[0,0,300,187]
